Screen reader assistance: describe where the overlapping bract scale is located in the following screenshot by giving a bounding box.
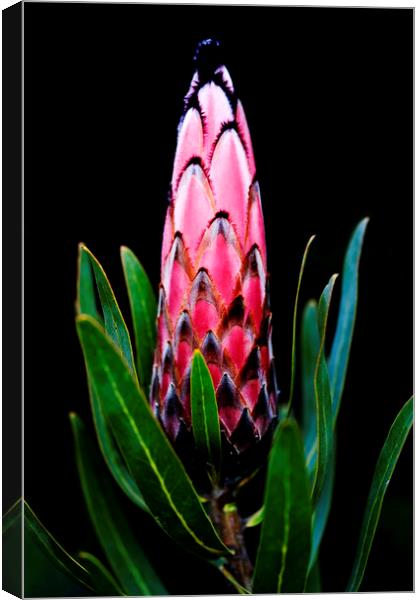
[151,40,277,453]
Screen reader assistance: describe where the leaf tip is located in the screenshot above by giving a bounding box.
[75,313,86,326]
[354,217,370,239]
[306,298,317,309]
[77,312,93,323]
[78,242,90,256]
[69,411,83,433]
[75,312,102,336]
[192,348,205,366]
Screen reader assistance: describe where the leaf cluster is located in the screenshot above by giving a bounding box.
[5,219,412,596]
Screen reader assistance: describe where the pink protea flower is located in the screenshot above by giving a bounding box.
[151,39,277,457]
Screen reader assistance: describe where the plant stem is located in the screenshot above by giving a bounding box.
[210,493,253,591]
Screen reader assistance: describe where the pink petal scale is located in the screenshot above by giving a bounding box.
[152,41,277,453]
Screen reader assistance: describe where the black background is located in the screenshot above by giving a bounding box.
[24,4,413,593]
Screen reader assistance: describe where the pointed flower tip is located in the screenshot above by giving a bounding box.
[194,38,223,80]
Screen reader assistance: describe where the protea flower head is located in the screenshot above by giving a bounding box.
[151,39,278,462]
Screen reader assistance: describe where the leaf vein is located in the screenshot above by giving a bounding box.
[100,357,222,555]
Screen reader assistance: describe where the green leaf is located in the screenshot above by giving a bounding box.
[3,498,21,535]
[77,244,148,512]
[77,244,102,321]
[308,439,335,570]
[88,381,149,512]
[79,244,135,373]
[70,413,167,596]
[25,502,93,592]
[191,349,221,480]
[3,499,22,597]
[76,315,229,560]
[218,564,252,594]
[78,552,125,596]
[3,501,105,596]
[23,501,94,596]
[328,218,369,421]
[244,506,264,529]
[310,274,337,503]
[121,246,157,390]
[253,419,312,593]
[305,560,321,592]
[287,234,316,413]
[346,396,413,592]
[301,300,320,460]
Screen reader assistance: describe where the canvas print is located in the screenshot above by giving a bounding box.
[2,3,413,596]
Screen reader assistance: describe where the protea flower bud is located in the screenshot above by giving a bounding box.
[151,39,277,460]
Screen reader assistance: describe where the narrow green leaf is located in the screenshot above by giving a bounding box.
[3,499,22,597]
[77,243,102,321]
[76,315,229,559]
[70,413,167,596]
[191,349,221,479]
[77,244,147,512]
[308,439,335,570]
[305,560,321,592]
[287,235,316,413]
[24,501,94,595]
[88,381,149,512]
[301,300,320,461]
[253,419,312,593]
[311,275,338,503]
[3,498,22,535]
[78,552,125,596]
[346,396,413,592]
[328,218,369,421]
[79,244,135,373]
[121,246,157,389]
[218,565,252,594]
[244,506,264,529]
